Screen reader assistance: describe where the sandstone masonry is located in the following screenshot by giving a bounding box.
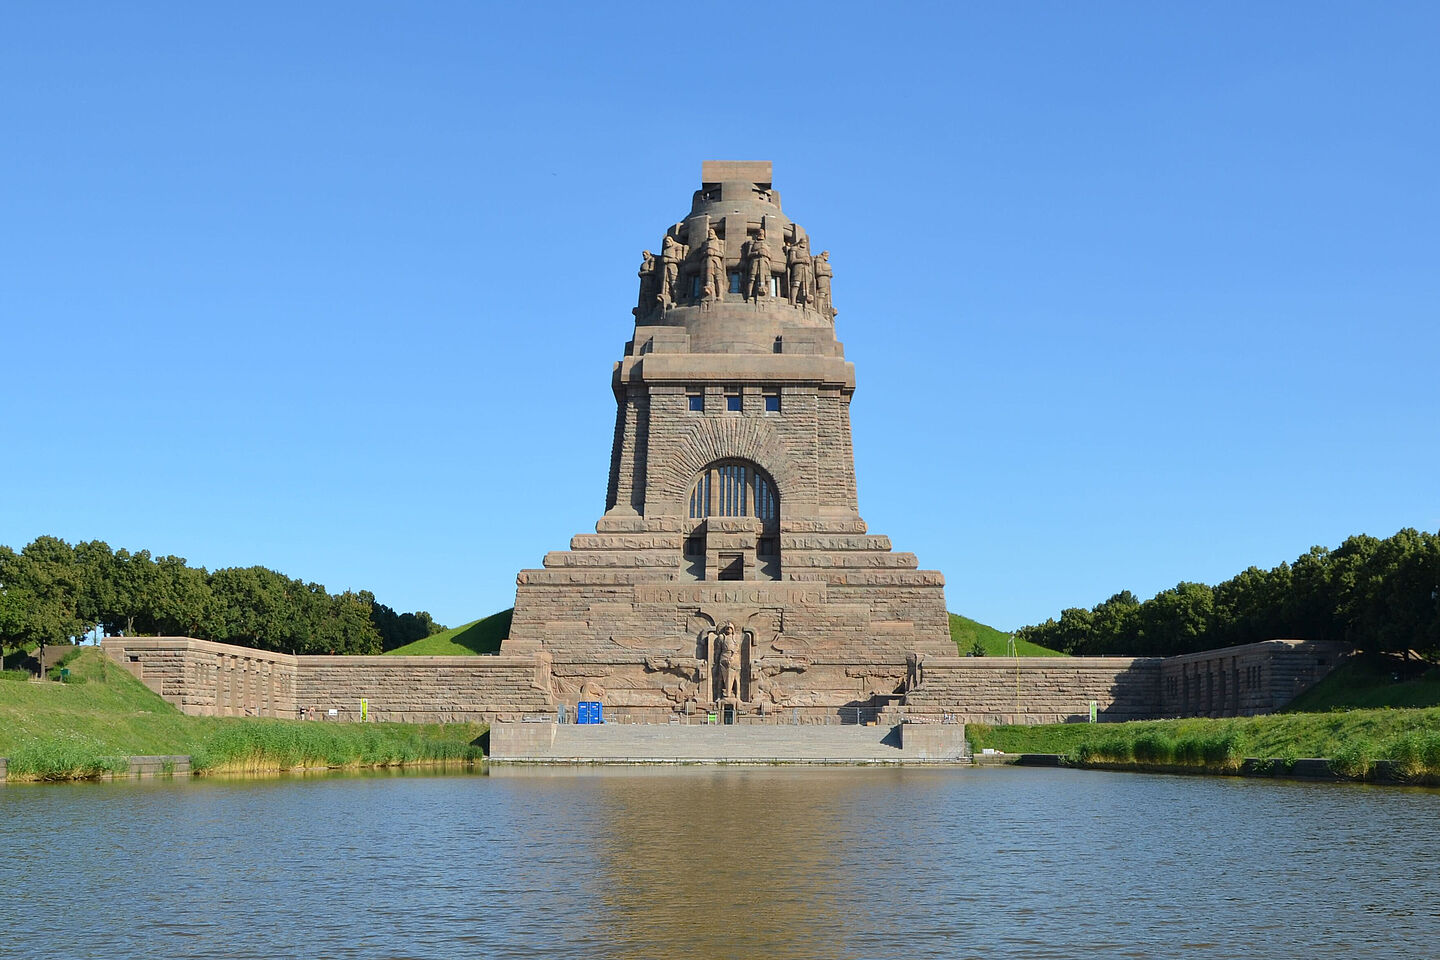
[505,162,954,722]
[96,165,1350,736]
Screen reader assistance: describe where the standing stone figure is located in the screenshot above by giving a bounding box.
[659,234,686,308]
[713,621,741,701]
[906,651,925,692]
[635,250,657,317]
[813,249,835,319]
[785,235,813,306]
[701,227,727,301]
[743,229,771,301]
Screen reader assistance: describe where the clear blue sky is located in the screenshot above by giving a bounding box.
[4,3,1437,632]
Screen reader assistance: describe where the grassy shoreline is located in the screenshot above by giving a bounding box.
[1,650,486,782]
[968,707,1440,781]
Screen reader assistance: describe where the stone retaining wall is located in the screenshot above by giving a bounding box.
[127,755,192,777]
[904,656,1162,724]
[294,655,550,723]
[102,638,549,723]
[102,637,298,717]
[1158,640,1349,718]
[101,636,1343,726]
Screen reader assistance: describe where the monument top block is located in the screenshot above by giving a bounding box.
[701,160,772,185]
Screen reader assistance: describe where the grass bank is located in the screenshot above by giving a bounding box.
[949,613,1065,657]
[1284,652,1440,712]
[967,707,1440,781]
[384,609,511,656]
[0,649,485,781]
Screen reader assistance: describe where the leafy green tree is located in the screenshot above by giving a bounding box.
[104,548,160,637]
[1090,591,1142,655]
[73,539,115,641]
[320,590,384,655]
[1053,606,1096,655]
[151,555,219,638]
[1330,533,1381,644]
[1015,617,1060,655]
[1347,529,1438,658]
[1284,546,1338,641]
[2,534,450,659]
[1137,582,1214,656]
[1212,564,1291,648]
[0,545,33,665]
[371,598,447,651]
[8,537,88,671]
[210,566,303,652]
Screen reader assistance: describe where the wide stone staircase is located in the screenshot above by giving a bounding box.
[490,720,968,762]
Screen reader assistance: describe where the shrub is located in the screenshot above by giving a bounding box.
[1201,730,1244,770]
[1330,738,1378,778]
[1132,731,1176,765]
[1421,731,1440,774]
[1173,735,1205,765]
[1075,734,1132,764]
[1385,732,1419,778]
[7,740,127,780]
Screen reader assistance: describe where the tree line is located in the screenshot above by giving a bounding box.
[0,535,446,663]
[1017,528,1440,660]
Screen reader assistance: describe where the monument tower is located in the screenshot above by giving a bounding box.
[504,162,952,720]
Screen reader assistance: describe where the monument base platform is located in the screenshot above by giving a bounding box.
[488,720,967,764]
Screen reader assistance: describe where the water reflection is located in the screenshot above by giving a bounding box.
[4,767,1439,959]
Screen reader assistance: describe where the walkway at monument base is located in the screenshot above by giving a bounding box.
[488,720,967,763]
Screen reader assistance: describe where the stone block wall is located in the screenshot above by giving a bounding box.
[101,636,1346,727]
[904,657,1163,724]
[104,637,299,718]
[1158,640,1348,718]
[294,655,549,723]
[102,639,550,723]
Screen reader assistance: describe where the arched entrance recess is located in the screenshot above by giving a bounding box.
[683,459,780,581]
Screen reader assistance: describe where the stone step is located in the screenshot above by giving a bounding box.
[542,723,904,760]
[491,720,969,762]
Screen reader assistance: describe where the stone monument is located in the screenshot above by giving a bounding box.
[504,161,953,721]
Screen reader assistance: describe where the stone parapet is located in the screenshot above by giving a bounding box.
[904,656,1163,724]
[102,635,1352,730]
[103,639,552,723]
[103,637,299,718]
[1157,639,1346,718]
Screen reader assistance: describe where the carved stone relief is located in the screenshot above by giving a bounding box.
[701,227,727,302]
[635,250,657,317]
[813,249,835,319]
[743,229,771,301]
[659,234,687,308]
[785,235,813,307]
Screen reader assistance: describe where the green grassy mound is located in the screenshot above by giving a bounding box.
[0,649,484,780]
[968,707,1440,779]
[1284,652,1440,712]
[950,613,1065,657]
[384,609,512,656]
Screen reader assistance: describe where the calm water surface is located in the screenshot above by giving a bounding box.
[3,766,1438,959]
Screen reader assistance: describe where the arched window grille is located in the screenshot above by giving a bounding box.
[687,460,779,522]
[688,471,710,519]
